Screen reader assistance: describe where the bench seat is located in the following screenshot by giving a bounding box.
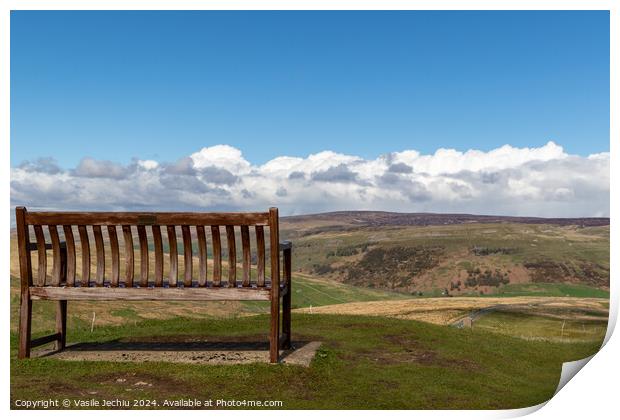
[29,281,287,301]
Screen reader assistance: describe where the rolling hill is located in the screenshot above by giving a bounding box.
[280,211,610,296]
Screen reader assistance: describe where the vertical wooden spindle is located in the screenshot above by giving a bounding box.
[167,226,178,287]
[77,225,90,287]
[138,225,149,287]
[211,226,222,286]
[107,226,120,287]
[122,225,134,287]
[62,226,76,286]
[196,226,207,287]
[49,225,62,286]
[241,226,251,287]
[152,225,164,287]
[33,225,47,286]
[93,225,105,286]
[226,225,236,287]
[256,226,266,287]
[182,226,193,287]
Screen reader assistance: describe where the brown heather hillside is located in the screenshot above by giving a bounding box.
[280,211,610,296]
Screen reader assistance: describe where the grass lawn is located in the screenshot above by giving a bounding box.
[10,313,603,409]
[472,311,608,342]
[483,283,610,298]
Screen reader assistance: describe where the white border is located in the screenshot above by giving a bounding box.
[2,2,616,419]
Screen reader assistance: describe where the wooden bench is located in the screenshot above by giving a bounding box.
[15,207,292,363]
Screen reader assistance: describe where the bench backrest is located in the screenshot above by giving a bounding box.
[15,207,280,290]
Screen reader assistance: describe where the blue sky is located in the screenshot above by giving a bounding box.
[11,10,609,168]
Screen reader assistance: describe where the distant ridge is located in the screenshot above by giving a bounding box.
[283,211,609,227]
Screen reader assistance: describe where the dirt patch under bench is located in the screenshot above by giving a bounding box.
[38,337,322,367]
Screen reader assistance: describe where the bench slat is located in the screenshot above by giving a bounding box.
[63,226,76,286]
[256,226,265,287]
[26,212,270,227]
[108,226,120,287]
[49,226,62,286]
[122,225,134,287]
[196,226,207,287]
[241,225,251,287]
[226,226,236,287]
[138,225,149,287]
[29,286,271,301]
[167,226,178,287]
[211,226,222,286]
[78,225,90,287]
[33,225,47,286]
[182,225,193,287]
[93,225,105,287]
[152,225,164,287]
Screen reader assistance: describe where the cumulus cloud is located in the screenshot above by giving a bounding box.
[18,157,62,174]
[10,141,609,217]
[73,157,129,179]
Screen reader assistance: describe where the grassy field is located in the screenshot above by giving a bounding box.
[472,311,608,342]
[8,217,610,409]
[294,296,609,341]
[480,282,610,298]
[10,314,604,409]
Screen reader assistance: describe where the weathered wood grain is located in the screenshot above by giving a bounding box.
[56,300,67,350]
[122,225,134,287]
[107,226,120,287]
[211,226,222,286]
[77,225,90,286]
[241,225,251,287]
[33,225,47,287]
[138,225,149,287]
[196,225,207,287]
[256,225,265,287]
[167,226,178,287]
[48,225,62,286]
[29,287,270,301]
[93,225,105,287]
[26,212,269,226]
[226,225,236,287]
[182,225,193,287]
[16,207,33,359]
[62,226,76,287]
[152,225,164,287]
[269,207,281,362]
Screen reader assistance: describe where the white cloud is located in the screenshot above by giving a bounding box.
[10,142,609,217]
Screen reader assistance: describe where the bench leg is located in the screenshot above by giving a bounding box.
[281,248,292,350]
[270,294,280,363]
[18,293,32,359]
[55,301,67,351]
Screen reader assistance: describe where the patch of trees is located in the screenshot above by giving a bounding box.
[465,267,510,287]
[470,246,517,256]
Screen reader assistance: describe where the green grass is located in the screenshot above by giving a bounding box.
[10,314,603,409]
[243,274,412,313]
[472,311,608,342]
[482,283,610,298]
